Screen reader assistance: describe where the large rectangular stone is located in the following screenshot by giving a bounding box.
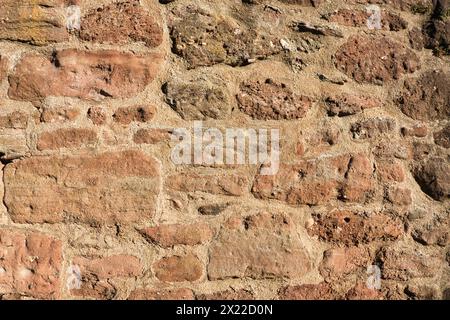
[3,150,160,224]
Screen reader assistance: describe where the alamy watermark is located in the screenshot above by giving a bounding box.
[366,265,382,290]
[66,264,82,290]
[66,5,81,31]
[367,5,382,30]
[170,121,280,175]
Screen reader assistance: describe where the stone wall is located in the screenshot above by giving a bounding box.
[0,0,449,300]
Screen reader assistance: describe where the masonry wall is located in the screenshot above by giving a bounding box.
[0,0,449,300]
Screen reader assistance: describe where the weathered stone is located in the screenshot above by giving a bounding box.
[133,128,172,144]
[113,105,155,125]
[376,159,406,182]
[0,131,29,160]
[378,246,443,280]
[434,125,450,148]
[169,6,280,68]
[401,125,428,138]
[253,153,376,205]
[153,254,203,282]
[0,0,69,45]
[167,173,248,196]
[196,289,254,300]
[79,0,163,48]
[163,77,231,120]
[129,288,194,300]
[319,247,370,280]
[87,107,107,126]
[41,107,80,123]
[73,255,141,280]
[0,55,6,80]
[397,70,450,121]
[291,21,343,37]
[140,223,214,247]
[412,157,450,201]
[325,94,380,117]
[423,18,450,56]
[409,27,425,50]
[309,210,403,245]
[335,35,420,84]
[353,0,433,12]
[3,150,160,224]
[71,254,142,298]
[0,111,28,129]
[37,128,97,151]
[9,50,162,101]
[345,283,383,300]
[339,154,376,203]
[252,161,338,205]
[351,118,396,139]
[412,213,450,246]
[237,79,311,120]
[386,187,412,206]
[405,284,441,300]
[198,203,230,216]
[411,142,437,161]
[244,0,321,5]
[279,283,336,300]
[208,212,311,280]
[326,9,407,31]
[0,229,62,299]
[373,142,411,160]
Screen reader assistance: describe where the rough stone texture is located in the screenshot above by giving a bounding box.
[378,246,443,280]
[401,125,428,138]
[0,0,448,301]
[3,151,160,224]
[141,223,214,247]
[335,35,420,84]
[129,288,194,300]
[252,154,376,205]
[163,76,231,120]
[73,255,142,280]
[41,107,80,124]
[319,247,370,280]
[0,111,28,129]
[0,0,69,45]
[412,157,450,201]
[79,0,163,48]
[309,210,403,245]
[326,9,408,31]
[153,254,203,282]
[133,128,172,144]
[423,18,450,56]
[0,55,6,81]
[237,79,312,120]
[397,70,450,121]
[167,173,249,196]
[37,128,97,150]
[279,283,336,300]
[113,105,156,125]
[168,5,280,68]
[325,94,380,117]
[70,255,142,299]
[0,229,62,299]
[87,107,107,126]
[434,125,450,148]
[412,212,450,246]
[351,118,396,139]
[208,212,311,280]
[196,289,254,300]
[9,50,162,101]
